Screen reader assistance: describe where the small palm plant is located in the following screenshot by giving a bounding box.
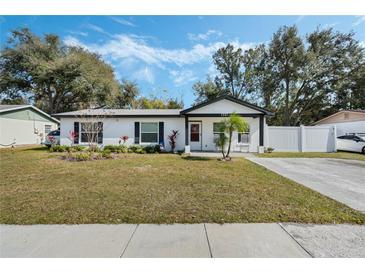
[215,112,249,160]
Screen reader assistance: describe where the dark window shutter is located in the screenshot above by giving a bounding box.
[238,132,241,143]
[74,122,79,144]
[159,122,164,146]
[134,122,140,144]
[97,122,103,144]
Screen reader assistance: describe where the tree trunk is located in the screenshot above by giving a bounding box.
[284,78,290,126]
[226,129,233,158]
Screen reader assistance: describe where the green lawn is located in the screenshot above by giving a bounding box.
[1,146,364,224]
[256,151,365,161]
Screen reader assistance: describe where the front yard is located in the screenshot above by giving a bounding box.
[1,146,364,224]
[256,151,365,161]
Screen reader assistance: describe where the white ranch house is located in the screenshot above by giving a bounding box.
[54,95,273,153]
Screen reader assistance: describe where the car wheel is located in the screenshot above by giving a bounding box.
[362,146,365,154]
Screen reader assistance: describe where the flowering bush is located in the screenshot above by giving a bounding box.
[119,135,129,144]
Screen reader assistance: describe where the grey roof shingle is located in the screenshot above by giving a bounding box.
[53,108,183,117]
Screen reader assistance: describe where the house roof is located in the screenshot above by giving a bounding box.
[53,95,274,118]
[180,95,274,116]
[0,104,60,124]
[53,108,183,117]
[312,110,365,125]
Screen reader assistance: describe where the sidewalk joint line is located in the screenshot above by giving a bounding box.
[120,224,139,258]
[203,224,213,258]
[277,223,314,258]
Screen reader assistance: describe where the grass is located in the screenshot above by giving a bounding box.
[256,151,365,161]
[1,146,364,224]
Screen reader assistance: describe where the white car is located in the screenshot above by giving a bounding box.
[337,135,365,154]
[44,130,60,147]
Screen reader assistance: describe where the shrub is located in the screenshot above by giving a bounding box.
[102,149,112,159]
[86,145,100,153]
[144,145,156,154]
[75,152,91,161]
[73,145,85,152]
[265,147,275,153]
[49,145,68,152]
[104,145,128,153]
[128,145,142,153]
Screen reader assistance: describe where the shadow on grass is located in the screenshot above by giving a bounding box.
[24,146,49,152]
[182,156,212,161]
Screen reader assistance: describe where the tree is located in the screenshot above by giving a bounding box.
[225,26,365,126]
[213,44,247,98]
[192,76,224,104]
[192,44,250,104]
[135,96,183,109]
[0,28,121,114]
[167,130,179,152]
[214,113,249,159]
[111,80,140,109]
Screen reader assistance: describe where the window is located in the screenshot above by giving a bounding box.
[238,126,250,144]
[141,122,158,143]
[80,122,102,143]
[45,125,52,134]
[213,122,225,142]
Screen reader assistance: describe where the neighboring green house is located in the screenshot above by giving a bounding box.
[0,105,59,147]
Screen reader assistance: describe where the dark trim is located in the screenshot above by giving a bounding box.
[134,122,140,144]
[259,116,264,146]
[180,95,274,116]
[185,115,189,146]
[185,113,263,118]
[53,114,182,118]
[97,122,103,144]
[74,122,79,144]
[158,121,164,146]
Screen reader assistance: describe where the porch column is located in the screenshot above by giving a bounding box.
[258,115,264,153]
[184,115,190,153]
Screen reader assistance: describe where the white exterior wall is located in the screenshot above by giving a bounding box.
[60,116,262,152]
[187,99,261,114]
[60,117,185,151]
[189,116,260,152]
[315,121,365,136]
[0,118,58,146]
[267,126,336,152]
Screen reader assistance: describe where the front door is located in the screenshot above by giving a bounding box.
[189,122,202,151]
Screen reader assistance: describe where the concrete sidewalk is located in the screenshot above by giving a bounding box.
[1,223,364,258]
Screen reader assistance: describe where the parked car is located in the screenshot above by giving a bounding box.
[44,130,60,147]
[337,135,365,154]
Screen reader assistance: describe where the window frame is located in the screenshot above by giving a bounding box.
[45,125,52,134]
[213,122,225,143]
[140,122,159,145]
[79,122,101,144]
[238,126,250,144]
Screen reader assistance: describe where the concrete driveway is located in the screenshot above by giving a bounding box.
[249,158,365,212]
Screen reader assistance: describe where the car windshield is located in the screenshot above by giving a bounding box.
[48,130,60,136]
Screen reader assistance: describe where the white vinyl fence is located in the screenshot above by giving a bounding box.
[266,125,337,152]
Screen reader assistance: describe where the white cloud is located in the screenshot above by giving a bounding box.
[63,34,255,69]
[84,23,110,36]
[68,30,88,37]
[295,16,305,24]
[321,22,339,29]
[132,67,154,84]
[63,36,84,47]
[353,16,365,26]
[360,41,365,48]
[170,69,198,86]
[110,17,136,27]
[187,29,223,41]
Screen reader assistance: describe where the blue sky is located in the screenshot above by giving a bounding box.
[1,15,364,107]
